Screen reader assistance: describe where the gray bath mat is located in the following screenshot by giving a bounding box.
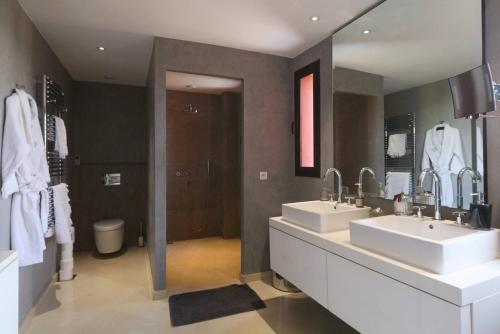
[169,284,266,326]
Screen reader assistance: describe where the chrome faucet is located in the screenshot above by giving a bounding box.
[457,167,481,209]
[417,168,442,220]
[323,168,343,202]
[356,167,375,198]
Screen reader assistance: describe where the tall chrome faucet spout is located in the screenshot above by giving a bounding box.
[357,167,375,198]
[323,168,343,202]
[417,168,442,220]
[457,167,481,209]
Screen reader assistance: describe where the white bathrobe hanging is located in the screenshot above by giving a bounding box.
[1,89,51,266]
[421,123,465,207]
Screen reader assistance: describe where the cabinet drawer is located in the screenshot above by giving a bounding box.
[0,256,18,334]
[269,227,328,307]
[327,253,471,334]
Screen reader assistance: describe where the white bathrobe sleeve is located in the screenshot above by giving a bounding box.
[1,94,31,199]
[421,129,432,170]
[477,127,484,177]
[449,128,466,174]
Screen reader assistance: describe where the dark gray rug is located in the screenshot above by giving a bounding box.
[169,284,266,326]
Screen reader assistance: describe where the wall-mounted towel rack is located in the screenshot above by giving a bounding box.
[38,75,68,229]
[384,113,416,195]
[39,75,67,184]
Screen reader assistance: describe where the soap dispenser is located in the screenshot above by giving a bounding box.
[469,192,492,230]
[355,184,364,208]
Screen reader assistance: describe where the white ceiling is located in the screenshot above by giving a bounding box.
[18,0,378,87]
[332,0,483,94]
[166,71,242,94]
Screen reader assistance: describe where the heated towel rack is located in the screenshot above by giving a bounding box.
[39,75,67,183]
[384,113,416,196]
[38,75,68,229]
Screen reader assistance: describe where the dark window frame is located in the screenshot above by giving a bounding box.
[294,60,321,178]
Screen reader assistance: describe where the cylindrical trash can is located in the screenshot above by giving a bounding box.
[272,271,301,293]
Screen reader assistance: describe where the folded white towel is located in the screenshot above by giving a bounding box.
[387,133,407,158]
[52,183,73,244]
[385,172,411,199]
[54,116,68,159]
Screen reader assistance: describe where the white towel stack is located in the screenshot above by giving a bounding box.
[54,116,68,159]
[387,133,407,158]
[52,183,73,244]
[51,182,74,281]
[385,172,411,199]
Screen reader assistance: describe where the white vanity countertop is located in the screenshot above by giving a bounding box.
[0,251,17,272]
[270,217,500,307]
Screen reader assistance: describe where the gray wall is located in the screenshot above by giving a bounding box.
[146,45,167,291]
[0,0,72,322]
[333,67,385,191]
[70,82,147,164]
[148,37,291,290]
[220,92,242,238]
[288,36,334,201]
[485,0,500,227]
[69,81,147,250]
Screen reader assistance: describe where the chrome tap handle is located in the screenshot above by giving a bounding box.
[413,206,426,219]
[452,211,468,225]
[345,195,356,206]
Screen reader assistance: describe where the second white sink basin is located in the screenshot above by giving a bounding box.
[282,200,371,233]
[350,215,500,274]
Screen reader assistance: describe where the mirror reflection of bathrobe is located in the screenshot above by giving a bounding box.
[1,89,50,266]
[421,123,465,207]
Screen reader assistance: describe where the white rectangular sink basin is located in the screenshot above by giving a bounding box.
[282,200,371,233]
[350,215,500,274]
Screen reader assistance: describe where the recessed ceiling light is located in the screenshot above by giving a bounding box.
[104,74,115,80]
[310,16,319,22]
[362,29,371,35]
[98,46,105,51]
[185,84,196,89]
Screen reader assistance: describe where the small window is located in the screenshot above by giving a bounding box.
[294,60,320,177]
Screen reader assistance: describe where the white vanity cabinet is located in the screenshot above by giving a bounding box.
[270,220,500,334]
[326,253,470,334]
[269,227,328,307]
[0,251,18,334]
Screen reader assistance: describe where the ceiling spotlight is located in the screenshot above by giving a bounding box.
[362,29,371,35]
[185,84,196,89]
[310,16,319,22]
[98,46,105,51]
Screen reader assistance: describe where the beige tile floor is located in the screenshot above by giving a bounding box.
[22,238,356,334]
[167,237,242,296]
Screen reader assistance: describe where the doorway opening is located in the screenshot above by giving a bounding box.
[165,71,243,294]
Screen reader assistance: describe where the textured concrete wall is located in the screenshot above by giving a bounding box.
[220,92,242,238]
[149,37,291,289]
[288,36,334,202]
[70,82,147,164]
[146,44,167,291]
[0,0,72,322]
[333,67,385,192]
[485,0,500,227]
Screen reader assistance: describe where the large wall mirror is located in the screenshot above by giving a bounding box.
[332,0,485,209]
